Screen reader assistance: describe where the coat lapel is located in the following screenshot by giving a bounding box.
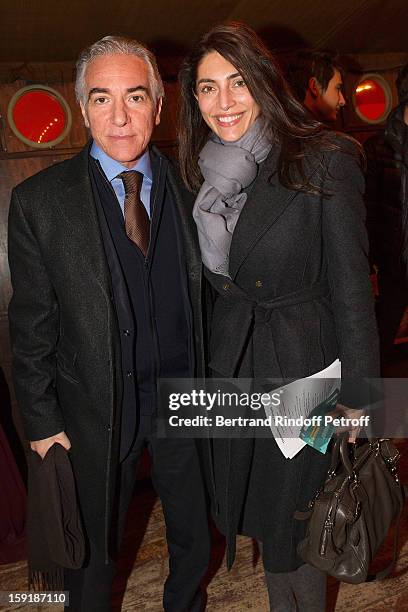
[55,144,112,298]
[163,154,203,275]
[228,144,301,280]
[148,148,167,267]
[156,149,206,377]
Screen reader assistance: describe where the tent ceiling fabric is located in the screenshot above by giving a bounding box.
[0,0,407,62]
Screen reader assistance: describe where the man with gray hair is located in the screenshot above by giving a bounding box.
[8,36,210,611]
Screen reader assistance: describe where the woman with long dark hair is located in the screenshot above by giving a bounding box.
[179,22,379,611]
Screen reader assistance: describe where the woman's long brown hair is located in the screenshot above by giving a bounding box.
[178,21,359,194]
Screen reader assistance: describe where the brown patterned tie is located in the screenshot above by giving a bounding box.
[119,171,150,256]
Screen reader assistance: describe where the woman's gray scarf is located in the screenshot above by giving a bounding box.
[193,118,272,277]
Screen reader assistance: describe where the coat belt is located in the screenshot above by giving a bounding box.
[205,270,330,378]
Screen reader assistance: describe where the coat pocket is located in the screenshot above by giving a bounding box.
[56,336,79,384]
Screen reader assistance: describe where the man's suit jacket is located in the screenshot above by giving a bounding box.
[8,143,203,557]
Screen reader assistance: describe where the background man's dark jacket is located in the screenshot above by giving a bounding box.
[365,102,408,276]
[364,103,408,363]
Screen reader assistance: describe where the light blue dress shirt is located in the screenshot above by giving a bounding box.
[90,141,153,218]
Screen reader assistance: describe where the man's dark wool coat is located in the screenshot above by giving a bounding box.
[8,144,205,560]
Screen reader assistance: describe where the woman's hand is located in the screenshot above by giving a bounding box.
[330,403,365,443]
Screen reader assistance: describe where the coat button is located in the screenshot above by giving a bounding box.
[223,282,230,291]
[123,329,131,336]
[255,280,263,288]
[126,371,133,378]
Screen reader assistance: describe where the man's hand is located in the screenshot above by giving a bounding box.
[30,431,71,459]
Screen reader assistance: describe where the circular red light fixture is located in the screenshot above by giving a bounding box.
[8,85,72,148]
[354,74,391,124]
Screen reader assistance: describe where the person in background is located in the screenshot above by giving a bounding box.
[8,36,209,612]
[287,49,346,124]
[178,22,379,611]
[0,367,26,565]
[364,63,408,366]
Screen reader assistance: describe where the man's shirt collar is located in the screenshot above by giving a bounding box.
[90,141,153,183]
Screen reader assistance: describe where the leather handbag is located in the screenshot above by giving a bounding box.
[295,437,406,584]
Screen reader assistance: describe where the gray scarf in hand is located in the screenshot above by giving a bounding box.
[193,118,272,277]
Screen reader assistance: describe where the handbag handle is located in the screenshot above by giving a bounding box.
[339,437,355,477]
[328,436,342,475]
[329,435,356,476]
[333,435,379,478]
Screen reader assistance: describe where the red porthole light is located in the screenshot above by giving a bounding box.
[7,85,72,148]
[353,74,392,124]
